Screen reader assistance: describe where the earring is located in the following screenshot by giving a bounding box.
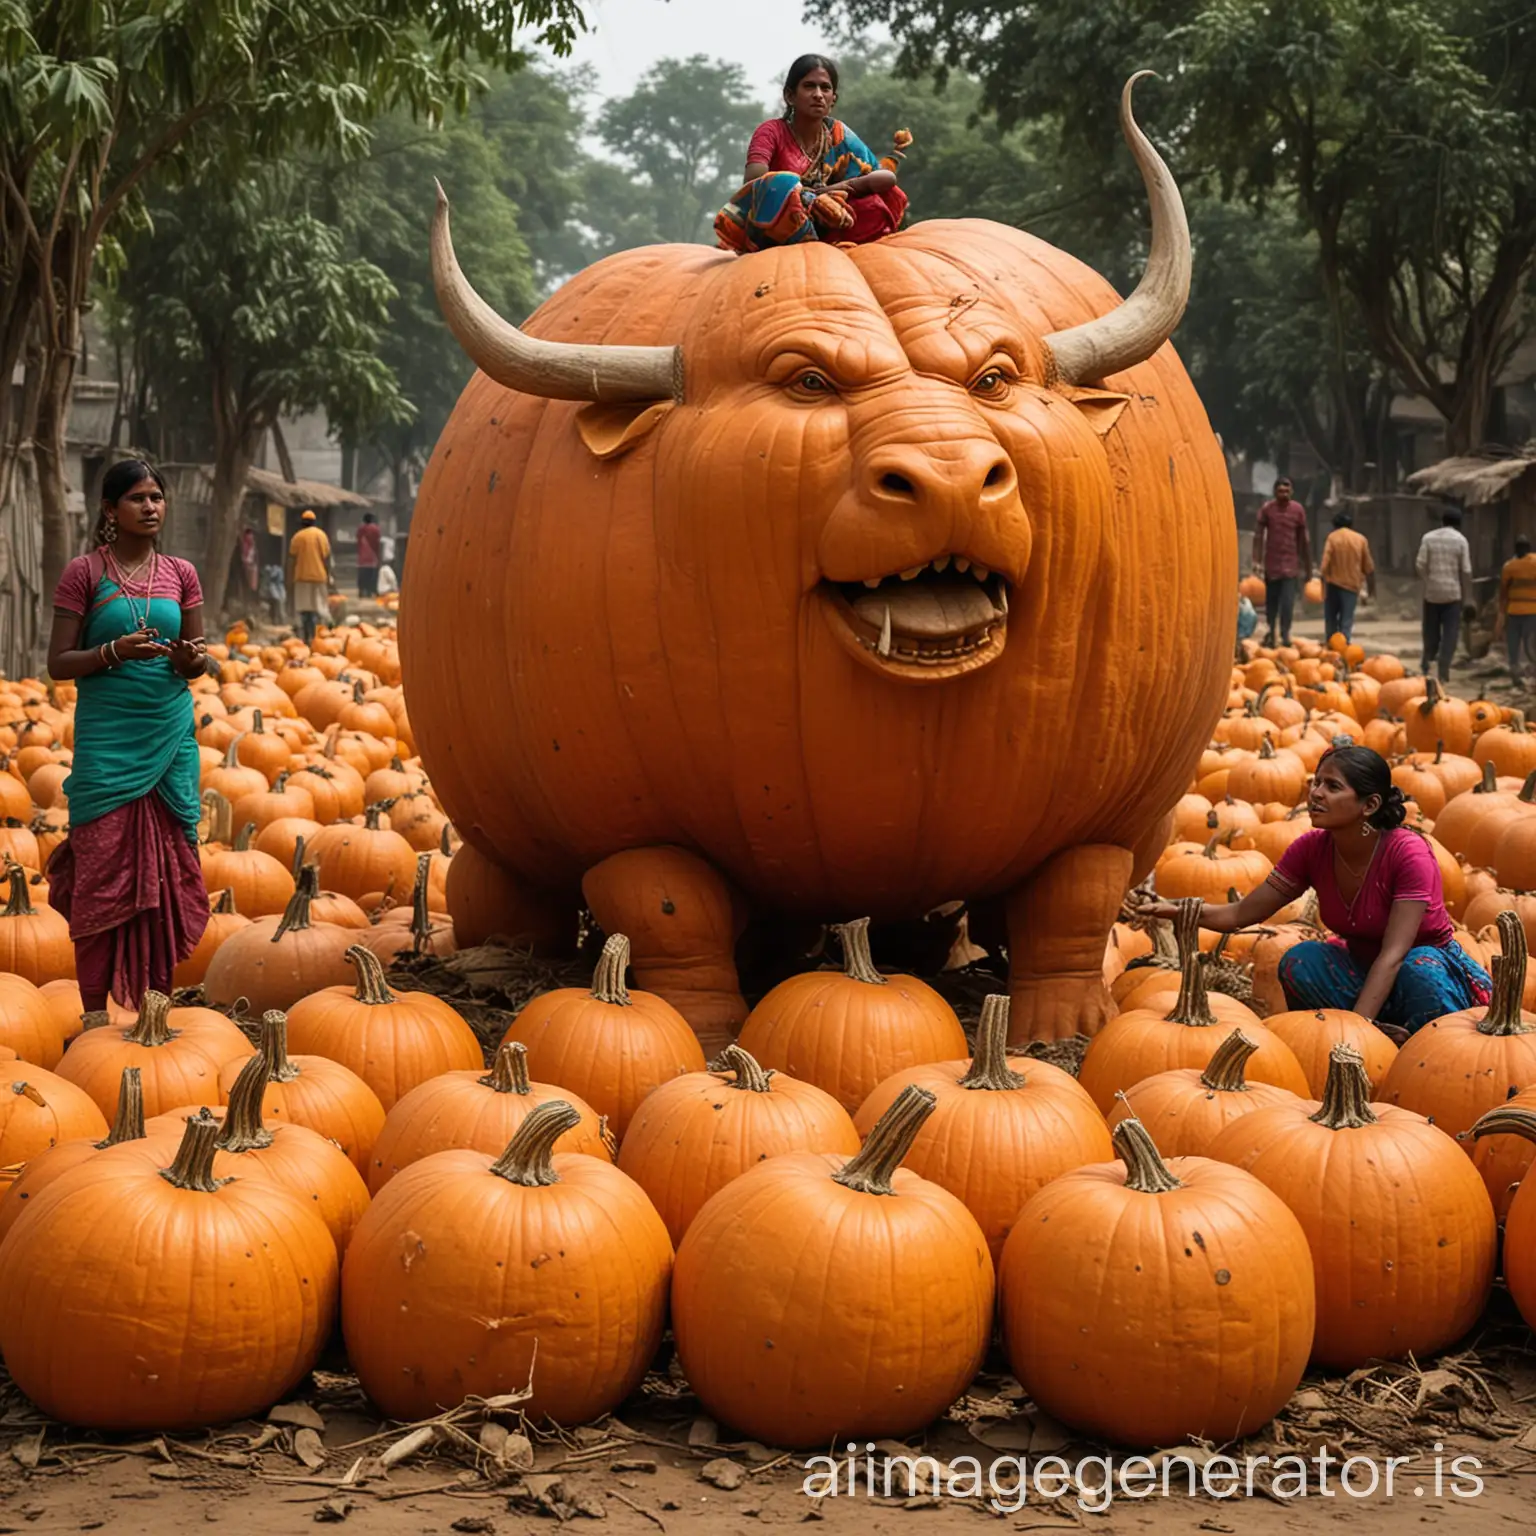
[104,514,118,544]
[1361,821,1373,837]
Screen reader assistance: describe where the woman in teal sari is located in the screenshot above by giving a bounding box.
[47,459,210,1025]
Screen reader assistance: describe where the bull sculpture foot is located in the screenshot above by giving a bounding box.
[581,846,749,1056]
[1005,843,1134,1043]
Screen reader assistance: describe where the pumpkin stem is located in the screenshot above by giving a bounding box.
[252,708,266,734]
[224,734,245,768]
[346,943,397,1005]
[1467,1103,1536,1146]
[1521,769,1536,805]
[1309,1043,1378,1129]
[97,1066,146,1148]
[211,888,237,915]
[1112,1113,1184,1193]
[589,933,633,1006]
[389,755,404,772]
[290,834,307,883]
[1480,911,1534,1036]
[1257,737,1276,761]
[1198,1029,1259,1092]
[1420,676,1443,713]
[0,860,32,916]
[1148,917,1179,964]
[832,917,886,986]
[957,996,1025,1091]
[1474,760,1497,794]
[1165,899,1217,1028]
[201,788,233,845]
[159,1111,230,1194]
[125,990,175,1047]
[481,1040,532,1095]
[218,1051,276,1152]
[489,1098,581,1186]
[273,864,319,941]
[717,1042,774,1093]
[440,824,453,858]
[9,1079,46,1107]
[233,821,256,853]
[259,1010,300,1084]
[364,798,395,831]
[273,770,289,793]
[832,1084,935,1196]
[410,852,433,955]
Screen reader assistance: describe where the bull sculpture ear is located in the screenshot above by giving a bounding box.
[1063,386,1132,437]
[575,400,675,461]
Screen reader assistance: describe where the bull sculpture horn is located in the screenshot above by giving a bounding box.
[1041,71,1191,386]
[430,181,683,404]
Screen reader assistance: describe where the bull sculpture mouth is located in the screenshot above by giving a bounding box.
[819,557,1009,681]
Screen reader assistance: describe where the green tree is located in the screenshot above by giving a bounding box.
[827,0,1536,464]
[594,55,766,245]
[0,0,585,668]
[320,97,538,519]
[115,169,408,615]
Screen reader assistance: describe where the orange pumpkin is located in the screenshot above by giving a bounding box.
[198,822,295,918]
[850,995,1111,1263]
[401,127,1236,1049]
[202,863,361,1014]
[343,1099,672,1426]
[366,1039,611,1194]
[305,801,420,902]
[285,945,483,1110]
[1208,1045,1495,1370]
[1261,1007,1398,1096]
[1078,902,1309,1111]
[216,1010,386,1175]
[172,889,252,988]
[1105,1027,1303,1156]
[501,933,706,1139]
[1402,678,1474,758]
[1154,836,1273,903]
[0,863,72,984]
[619,1042,859,1247]
[0,1064,108,1180]
[736,917,966,1112]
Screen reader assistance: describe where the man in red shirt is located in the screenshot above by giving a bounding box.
[1251,478,1313,647]
[356,512,382,599]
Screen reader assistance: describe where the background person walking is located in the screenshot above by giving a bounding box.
[1251,477,1312,647]
[1318,509,1375,643]
[356,511,382,599]
[1496,535,1536,686]
[286,508,333,644]
[1416,508,1473,683]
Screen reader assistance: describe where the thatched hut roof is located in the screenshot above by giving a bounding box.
[1406,452,1536,506]
[160,463,374,510]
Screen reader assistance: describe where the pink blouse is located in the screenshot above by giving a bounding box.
[54,552,203,616]
[1271,828,1454,963]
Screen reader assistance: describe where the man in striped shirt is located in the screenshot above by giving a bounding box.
[1415,508,1473,683]
[1497,535,1536,684]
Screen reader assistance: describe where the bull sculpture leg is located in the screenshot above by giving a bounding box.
[581,846,749,1056]
[1005,843,1134,1043]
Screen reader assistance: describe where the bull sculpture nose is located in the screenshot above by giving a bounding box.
[867,442,1017,515]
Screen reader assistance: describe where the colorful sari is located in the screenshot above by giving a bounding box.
[48,552,209,1009]
[716,118,910,253]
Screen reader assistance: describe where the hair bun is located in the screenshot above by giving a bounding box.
[1375,784,1408,830]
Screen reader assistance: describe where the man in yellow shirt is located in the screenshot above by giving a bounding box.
[1318,508,1375,643]
[286,509,333,644]
[1497,535,1536,685]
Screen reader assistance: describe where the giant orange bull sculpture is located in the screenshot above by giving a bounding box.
[401,76,1234,1050]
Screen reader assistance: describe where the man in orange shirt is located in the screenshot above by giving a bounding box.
[1497,535,1536,685]
[286,509,333,645]
[1318,509,1375,643]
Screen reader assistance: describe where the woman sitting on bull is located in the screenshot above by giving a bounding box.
[716,54,911,253]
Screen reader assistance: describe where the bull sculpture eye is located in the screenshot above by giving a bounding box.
[970,367,1013,400]
[791,369,837,397]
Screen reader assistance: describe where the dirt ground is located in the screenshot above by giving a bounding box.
[4,1322,1536,1536]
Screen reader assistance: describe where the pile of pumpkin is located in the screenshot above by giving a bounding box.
[4,619,1536,1455]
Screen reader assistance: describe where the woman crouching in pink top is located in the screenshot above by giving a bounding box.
[1146,746,1490,1042]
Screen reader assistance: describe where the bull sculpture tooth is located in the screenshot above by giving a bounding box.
[863,577,882,589]
[899,566,923,581]
[954,557,970,574]
[999,586,1009,615]
[932,555,951,573]
[878,605,893,658]
[972,564,991,583]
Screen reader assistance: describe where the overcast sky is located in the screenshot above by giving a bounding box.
[560,0,853,107]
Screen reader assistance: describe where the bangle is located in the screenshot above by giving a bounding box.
[108,640,120,665]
